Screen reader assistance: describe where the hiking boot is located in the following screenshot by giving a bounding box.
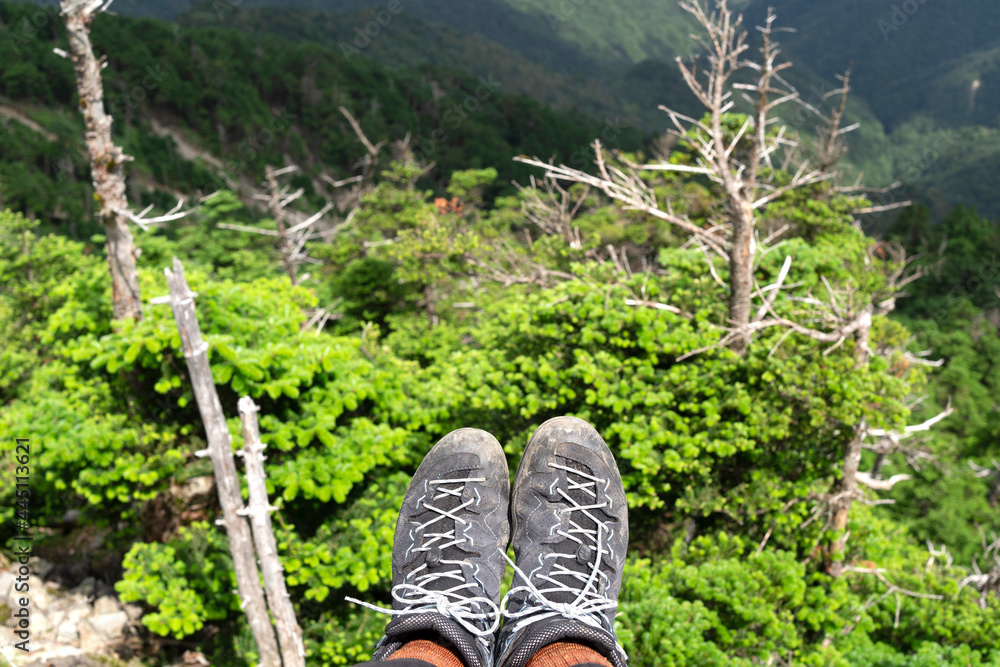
[497,417,629,667]
[348,428,510,667]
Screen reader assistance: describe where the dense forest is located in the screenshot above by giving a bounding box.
[26,0,1000,219]
[1,1,1000,666]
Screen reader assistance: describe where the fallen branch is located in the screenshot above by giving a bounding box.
[158,258,281,667]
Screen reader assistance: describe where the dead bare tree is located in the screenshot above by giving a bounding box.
[514,175,594,255]
[821,400,954,577]
[838,565,944,635]
[677,239,951,576]
[338,105,386,182]
[60,0,141,320]
[218,165,334,286]
[59,0,190,321]
[866,398,952,479]
[517,1,844,355]
[743,241,952,576]
[814,67,856,175]
[154,258,282,667]
[218,106,385,290]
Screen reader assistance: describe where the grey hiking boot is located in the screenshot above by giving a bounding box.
[497,417,629,667]
[348,428,510,667]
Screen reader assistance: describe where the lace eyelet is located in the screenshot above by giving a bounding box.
[426,547,442,567]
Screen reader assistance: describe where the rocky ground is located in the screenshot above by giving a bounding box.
[0,557,142,667]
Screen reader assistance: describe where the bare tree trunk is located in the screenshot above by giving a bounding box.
[727,205,754,356]
[828,318,874,577]
[162,258,281,667]
[828,424,864,578]
[238,397,306,667]
[853,307,873,369]
[266,165,298,285]
[989,471,1000,508]
[423,284,440,326]
[62,1,143,321]
[870,450,888,479]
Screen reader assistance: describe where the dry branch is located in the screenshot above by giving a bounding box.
[158,258,281,667]
[841,566,944,634]
[222,164,338,285]
[960,532,1000,609]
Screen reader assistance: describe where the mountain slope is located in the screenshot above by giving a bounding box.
[0,1,646,236]
[175,2,894,185]
[178,3,711,132]
[759,0,1000,130]
[20,0,1000,216]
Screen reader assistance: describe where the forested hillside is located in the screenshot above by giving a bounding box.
[1,1,1000,666]
[0,1,645,238]
[171,1,896,193]
[38,0,1000,217]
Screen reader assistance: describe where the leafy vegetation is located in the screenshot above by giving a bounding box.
[1,2,999,667]
[3,147,1000,664]
[0,0,646,238]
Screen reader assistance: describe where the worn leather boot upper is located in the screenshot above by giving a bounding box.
[498,417,629,667]
[350,428,510,667]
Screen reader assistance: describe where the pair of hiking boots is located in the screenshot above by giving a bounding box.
[349,417,629,667]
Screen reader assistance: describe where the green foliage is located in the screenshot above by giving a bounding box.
[416,253,911,516]
[143,190,280,282]
[0,0,646,238]
[117,522,238,639]
[1,13,999,658]
[619,512,1000,667]
[305,608,387,666]
[281,472,407,601]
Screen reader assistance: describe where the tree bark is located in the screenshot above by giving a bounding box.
[163,258,281,667]
[423,284,440,326]
[727,204,754,356]
[62,1,143,321]
[853,307,873,369]
[266,166,298,285]
[827,316,875,578]
[870,449,888,479]
[238,397,306,667]
[828,424,864,578]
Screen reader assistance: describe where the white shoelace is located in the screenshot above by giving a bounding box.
[347,476,501,646]
[500,463,623,653]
